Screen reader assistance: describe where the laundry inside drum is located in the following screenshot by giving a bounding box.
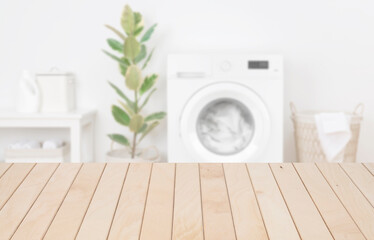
[196,98,255,155]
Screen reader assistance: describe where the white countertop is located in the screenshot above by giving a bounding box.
[0,109,96,120]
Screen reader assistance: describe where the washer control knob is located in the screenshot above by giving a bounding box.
[220,60,231,72]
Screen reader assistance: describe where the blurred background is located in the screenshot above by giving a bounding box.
[0,0,373,162]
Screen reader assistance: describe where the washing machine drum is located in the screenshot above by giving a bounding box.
[180,82,271,162]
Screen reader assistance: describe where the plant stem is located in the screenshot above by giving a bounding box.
[134,91,138,113]
[131,90,139,159]
[131,132,137,158]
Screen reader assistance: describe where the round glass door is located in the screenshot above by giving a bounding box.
[196,98,255,155]
[179,82,271,162]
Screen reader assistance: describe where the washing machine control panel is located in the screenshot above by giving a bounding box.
[248,61,269,69]
[168,54,282,78]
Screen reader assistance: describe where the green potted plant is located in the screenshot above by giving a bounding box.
[104,5,165,162]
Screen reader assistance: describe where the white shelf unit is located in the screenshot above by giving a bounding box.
[0,109,96,163]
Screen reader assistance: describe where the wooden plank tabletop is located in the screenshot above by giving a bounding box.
[0,163,373,240]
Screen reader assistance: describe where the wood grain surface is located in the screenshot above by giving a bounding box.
[0,163,373,240]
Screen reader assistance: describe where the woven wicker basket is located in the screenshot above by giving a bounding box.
[290,103,364,162]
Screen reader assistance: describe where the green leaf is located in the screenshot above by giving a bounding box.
[107,39,123,53]
[142,48,154,70]
[138,123,147,133]
[139,88,156,111]
[119,63,128,77]
[125,65,143,90]
[119,57,131,76]
[108,134,129,146]
[134,26,144,37]
[134,12,144,37]
[138,121,160,143]
[139,74,158,95]
[103,50,128,68]
[144,112,166,122]
[112,105,130,126]
[134,45,146,64]
[129,114,144,132]
[141,24,157,42]
[124,36,140,60]
[118,58,130,76]
[134,12,143,26]
[121,5,135,35]
[108,82,135,110]
[105,24,126,41]
[118,100,134,117]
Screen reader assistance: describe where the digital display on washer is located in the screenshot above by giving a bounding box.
[248,61,269,69]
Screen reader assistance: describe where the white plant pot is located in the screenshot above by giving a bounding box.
[106,145,161,162]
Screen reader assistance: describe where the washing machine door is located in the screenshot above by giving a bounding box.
[180,82,271,162]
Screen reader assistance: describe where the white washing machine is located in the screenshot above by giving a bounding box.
[167,54,283,163]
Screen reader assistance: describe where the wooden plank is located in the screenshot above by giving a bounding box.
[4,162,373,239]
[140,163,175,240]
[0,163,35,209]
[43,163,106,240]
[294,163,365,240]
[364,163,374,175]
[199,163,236,240]
[12,163,82,240]
[223,163,268,240]
[0,163,59,240]
[0,163,12,178]
[108,163,152,240]
[340,163,374,207]
[247,163,300,240]
[270,163,333,240]
[76,163,129,240]
[172,164,204,240]
[317,163,374,239]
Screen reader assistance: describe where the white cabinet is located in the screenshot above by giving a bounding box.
[0,110,96,162]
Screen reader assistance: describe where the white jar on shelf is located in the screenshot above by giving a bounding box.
[17,70,40,113]
[36,69,75,113]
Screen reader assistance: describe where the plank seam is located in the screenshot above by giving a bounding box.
[292,163,335,240]
[105,163,131,240]
[0,163,13,178]
[138,163,154,240]
[198,163,206,240]
[170,164,177,240]
[338,164,374,209]
[41,163,84,239]
[0,163,36,212]
[10,163,60,239]
[74,163,108,239]
[221,164,238,240]
[362,163,374,177]
[268,163,302,239]
[245,164,270,240]
[315,163,367,239]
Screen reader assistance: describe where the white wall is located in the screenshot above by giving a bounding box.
[0,0,373,162]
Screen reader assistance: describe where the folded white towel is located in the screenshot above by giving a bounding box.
[314,112,351,162]
[43,139,64,149]
[8,140,41,149]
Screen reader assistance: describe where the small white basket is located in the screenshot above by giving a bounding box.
[5,144,69,163]
[290,103,364,162]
